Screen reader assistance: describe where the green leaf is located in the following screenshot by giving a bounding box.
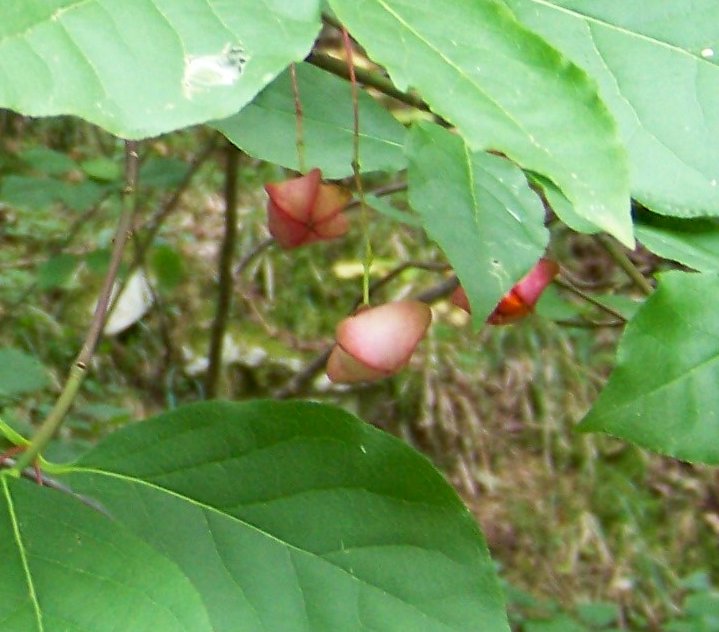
[140,158,190,188]
[0,349,49,398]
[37,253,80,290]
[579,271,719,464]
[0,1,321,139]
[407,123,548,327]
[0,477,213,631]
[504,0,719,218]
[0,175,67,210]
[529,174,597,235]
[214,62,406,178]
[366,193,422,227]
[63,399,509,632]
[150,244,185,291]
[0,175,103,212]
[575,601,619,627]
[636,213,719,272]
[19,147,77,176]
[80,158,121,182]
[328,0,633,245]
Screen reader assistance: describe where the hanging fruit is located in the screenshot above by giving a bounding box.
[265,168,350,249]
[327,300,432,383]
[451,258,559,324]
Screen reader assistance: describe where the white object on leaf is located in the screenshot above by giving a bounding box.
[182,43,249,97]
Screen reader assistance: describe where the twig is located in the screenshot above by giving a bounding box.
[553,318,626,329]
[2,457,113,518]
[349,260,449,312]
[595,234,653,296]
[136,135,219,258]
[234,236,274,278]
[553,275,628,323]
[307,52,431,114]
[14,141,140,472]
[205,143,240,398]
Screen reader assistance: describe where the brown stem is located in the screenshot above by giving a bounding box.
[595,234,653,296]
[307,52,432,115]
[553,275,628,323]
[205,143,240,398]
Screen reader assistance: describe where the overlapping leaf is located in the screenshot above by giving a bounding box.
[329,0,633,245]
[579,271,719,464]
[31,400,509,632]
[215,63,406,178]
[0,1,321,138]
[636,213,719,272]
[504,0,719,218]
[407,124,548,326]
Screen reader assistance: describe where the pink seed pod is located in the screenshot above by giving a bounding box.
[265,168,350,249]
[327,300,432,383]
[451,258,559,324]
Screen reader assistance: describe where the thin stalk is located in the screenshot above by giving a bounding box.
[595,234,653,296]
[14,141,140,472]
[341,27,372,306]
[204,143,240,398]
[553,276,628,323]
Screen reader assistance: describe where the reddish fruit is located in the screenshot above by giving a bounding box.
[265,168,350,249]
[327,300,432,383]
[451,258,559,325]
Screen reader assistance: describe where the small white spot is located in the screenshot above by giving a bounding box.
[183,43,249,98]
[360,445,367,454]
[701,47,714,58]
[711,179,717,187]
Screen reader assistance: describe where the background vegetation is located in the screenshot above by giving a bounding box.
[1,115,717,630]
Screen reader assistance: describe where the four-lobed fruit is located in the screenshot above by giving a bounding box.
[265,168,350,249]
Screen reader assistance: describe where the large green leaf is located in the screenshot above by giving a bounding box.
[0,1,321,139]
[0,476,212,631]
[636,213,719,272]
[504,0,719,218]
[407,123,548,327]
[579,271,719,464]
[214,62,406,178]
[61,399,508,632]
[328,0,633,246]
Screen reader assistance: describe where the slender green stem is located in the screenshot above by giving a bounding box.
[14,141,140,472]
[596,234,653,296]
[340,27,372,306]
[204,143,240,398]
